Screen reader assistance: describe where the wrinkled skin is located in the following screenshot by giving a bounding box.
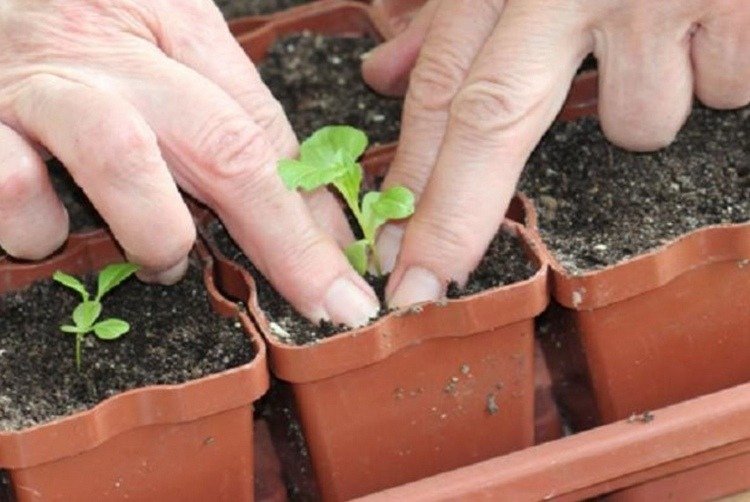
[0,0,380,327]
[362,0,750,307]
[0,1,747,327]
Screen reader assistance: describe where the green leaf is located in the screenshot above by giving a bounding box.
[53,271,89,302]
[60,325,84,334]
[73,301,102,330]
[344,240,369,276]
[372,186,415,220]
[361,192,387,239]
[93,318,130,340]
[332,161,364,213]
[96,263,139,301]
[300,126,368,165]
[278,157,348,192]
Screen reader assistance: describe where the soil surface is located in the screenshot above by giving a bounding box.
[520,106,749,274]
[259,33,403,145]
[0,260,254,431]
[209,220,537,346]
[215,0,311,18]
[49,159,104,233]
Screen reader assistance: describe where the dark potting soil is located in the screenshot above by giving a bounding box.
[519,106,749,274]
[259,33,403,145]
[0,261,254,431]
[49,159,104,233]
[214,0,311,18]
[209,220,537,346]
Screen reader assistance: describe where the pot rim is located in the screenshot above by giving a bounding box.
[198,215,549,383]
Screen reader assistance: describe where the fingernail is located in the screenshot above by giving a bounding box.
[137,257,189,286]
[324,277,380,328]
[389,266,444,309]
[360,50,373,61]
[375,224,404,274]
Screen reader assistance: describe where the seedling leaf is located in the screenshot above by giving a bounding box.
[60,325,83,334]
[93,319,130,340]
[278,157,348,191]
[277,125,415,277]
[345,240,369,275]
[372,186,415,220]
[96,263,139,301]
[73,301,102,330]
[300,125,368,165]
[53,271,89,302]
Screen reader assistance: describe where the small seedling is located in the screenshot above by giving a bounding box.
[278,126,415,275]
[53,263,139,371]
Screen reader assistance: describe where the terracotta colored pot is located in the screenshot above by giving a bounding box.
[368,0,428,38]
[357,381,750,501]
[518,80,750,422]
[203,219,548,501]
[0,232,269,502]
[227,0,373,37]
[234,1,384,63]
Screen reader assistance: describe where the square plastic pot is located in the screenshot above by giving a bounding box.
[519,73,750,424]
[203,219,548,501]
[0,233,269,502]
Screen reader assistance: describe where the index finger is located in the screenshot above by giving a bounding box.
[388,3,592,307]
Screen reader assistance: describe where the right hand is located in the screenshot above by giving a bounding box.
[0,0,379,326]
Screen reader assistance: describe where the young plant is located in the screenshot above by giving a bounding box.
[278,126,415,275]
[53,263,139,371]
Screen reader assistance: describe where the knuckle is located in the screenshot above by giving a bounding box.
[0,158,42,206]
[87,114,161,177]
[407,49,468,112]
[197,115,274,181]
[450,79,533,136]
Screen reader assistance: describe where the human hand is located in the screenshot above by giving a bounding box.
[362,0,750,307]
[0,0,377,326]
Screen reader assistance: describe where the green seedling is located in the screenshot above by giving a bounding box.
[278,126,415,275]
[53,263,139,371]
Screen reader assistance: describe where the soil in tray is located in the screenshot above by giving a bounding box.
[259,33,403,145]
[49,159,104,233]
[519,106,749,274]
[214,0,311,18]
[209,219,537,346]
[0,260,254,431]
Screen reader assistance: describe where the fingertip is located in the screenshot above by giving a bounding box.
[322,275,380,328]
[387,266,444,309]
[136,255,190,286]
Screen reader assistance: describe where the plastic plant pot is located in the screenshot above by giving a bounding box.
[234,1,383,63]
[202,219,548,501]
[518,77,750,423]
[356,381,750,501]
[368,0,428,38]
[0,232,269,502]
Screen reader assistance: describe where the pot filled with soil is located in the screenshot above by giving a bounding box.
[520,102,749,423]
[201,202,548,501]
[234,0,403,151]
[0,232,269,502]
